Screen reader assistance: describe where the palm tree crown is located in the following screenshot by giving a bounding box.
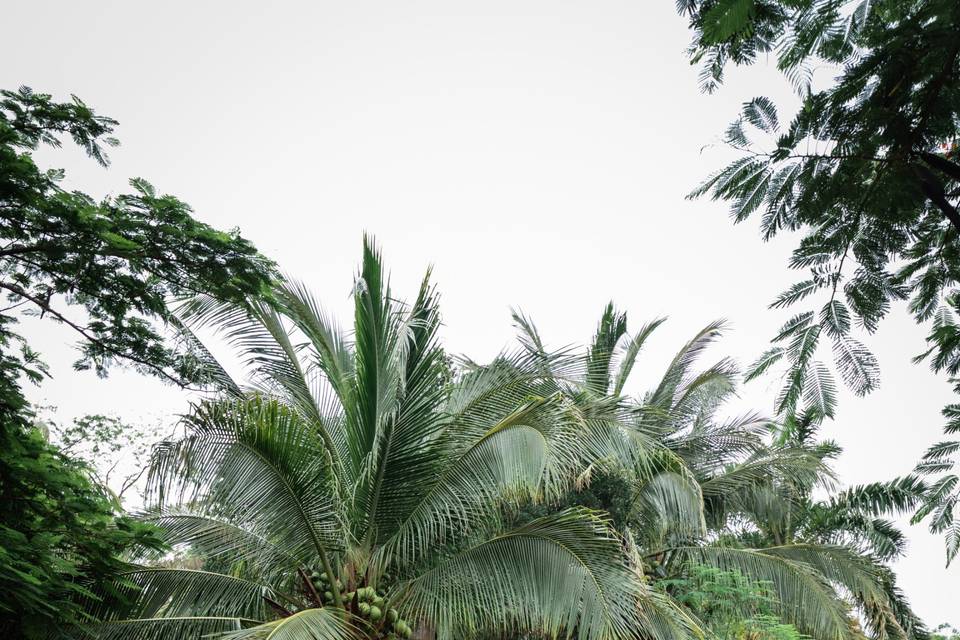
[95,239,672,640]
[510,303,928,640]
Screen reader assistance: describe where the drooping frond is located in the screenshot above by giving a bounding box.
[677,545,861,640]
[92,616,257,640]
[221,607,364,640]
[667,411,770,473]
[139,509,305,581]
[761,544,903,639]
[397,508,652,640]
[96,568,276,622]
[146,397,342,561]
[631,471,707,546]
[176,293,347,475]
[699,445,832,505]
[169,316,243,396]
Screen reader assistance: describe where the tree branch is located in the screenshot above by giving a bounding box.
[0,280,188,387]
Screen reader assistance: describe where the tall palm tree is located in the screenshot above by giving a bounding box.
[90,240,690,640]
[511,304,926,640]
[689,411,929,640]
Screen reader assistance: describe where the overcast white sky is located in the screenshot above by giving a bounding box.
[4,0,957,625]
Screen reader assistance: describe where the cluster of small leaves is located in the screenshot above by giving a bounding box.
[931,624,960,640]
[656,565,806,640]
[911,384,960,565]
[0,422,165,639]
[0,85,276,393]
[0,85,275,637]
[676,1,960,558]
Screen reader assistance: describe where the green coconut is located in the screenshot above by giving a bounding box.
[369,606,382,621]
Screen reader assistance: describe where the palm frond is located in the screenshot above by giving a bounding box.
[221,607,364,640]
[146,397,342,561]
[612,317,667,397]
[586,303,629,396]
[677,545,861,640]
[91,616,257,640]
[97,568,276,621]
[139,509,306,580]
[649,321,727,411]
[397,508,651,640]
[377,392,582,569]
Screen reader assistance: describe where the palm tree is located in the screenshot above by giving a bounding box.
[90,239,689,640]
[689,411,929,640]
[510,304,926,640]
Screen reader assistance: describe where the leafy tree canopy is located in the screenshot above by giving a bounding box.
[0,423,164,638]
[0,86,273,635]
[674,0,960,563]
[657,565,806,640]
[0,85,275,425]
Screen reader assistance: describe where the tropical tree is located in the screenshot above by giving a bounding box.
[89,240,690,640]
[0,421,165,639]
[695,411,929,640]
[671,0,960,561]
[657,564,806,640]
[510,304,926,640]
[0,86,273,637]
[911,391,960,564]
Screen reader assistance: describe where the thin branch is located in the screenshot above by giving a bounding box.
[0,280,188,387]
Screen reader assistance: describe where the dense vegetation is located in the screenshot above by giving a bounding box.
[0,89,274,637]
[4,1,960,632]
[674,0,960,564]
[79,244,925,640]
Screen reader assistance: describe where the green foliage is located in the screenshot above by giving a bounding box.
[0,85,275,398]
[0,423,164,638]
[99,240,662,640]
[657,565,806,640]
[931,624,960,640]
[0,85,273,637]
[44,411,165,503]
[911,393,960,564]
[675,0,960,562]
[506,303,926,640]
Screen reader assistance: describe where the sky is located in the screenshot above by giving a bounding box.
[4,0,957,625]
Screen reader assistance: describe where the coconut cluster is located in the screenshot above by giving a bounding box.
[308,572,413,639]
